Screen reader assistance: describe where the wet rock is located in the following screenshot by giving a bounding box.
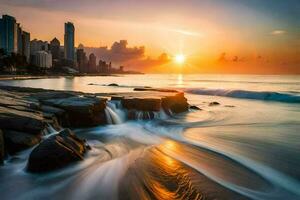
[42,96,107,127]
[111,96,124,101]
[3,130,41,154]
[122,98,161,112]
[189,105,202,110]
[108,83,119,86]
[30,91,76,101]
[162,92,189,114]
[209,101,220,106]
[0,130,4,164]
[0,107,46,134]
[27,129,89,173]
[133,87,178,93]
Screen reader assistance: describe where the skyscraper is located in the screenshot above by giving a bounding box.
[76,48,87,73]
[50,37,60,60]
[21,31,30,62]
[0,15,18,54]
[64,22,75,63]
[88,53,97,73]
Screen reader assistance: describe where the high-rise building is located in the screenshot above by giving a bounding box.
[21,31,30,62]
[88,53,97,73]
[64,22,75,62]
[50,37,60,60]
[30,39,48,55]
[0,15,18,54]
[17,23,23,55]
[33,51,52,68]
[76,48,87,73]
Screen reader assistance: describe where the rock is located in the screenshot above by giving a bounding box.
[189,105,201,110]
[133,87,178,93]
[162,92,189,114]
[42,96,107,127]
[209,101,220,106]
[30,91,77,101]
[3,130,41,154]
[0,107,46,134]
[122,98,161,111]
[0,130,4,164]
[111,96,124,101]
[27,129,89,173]
[108,83,119,86]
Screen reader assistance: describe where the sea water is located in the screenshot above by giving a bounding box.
[0,74,299,200]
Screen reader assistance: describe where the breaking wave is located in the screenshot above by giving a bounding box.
[185,88,300,103]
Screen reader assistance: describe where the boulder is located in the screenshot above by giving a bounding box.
[0,107,46,134]
[27,129,89,173]
[42,96,107,127]
[162,93,189,114]
[189,105,201,110]
[0,130,4,164]
[108,83,119,86]
[122,98,161,111]
[209,101,220,106]
[3,130,41,154]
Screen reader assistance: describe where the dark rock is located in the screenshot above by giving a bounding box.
[0,108,46,134]
[189,105,202,110]
[30,91,76,101]
[108,83,119,86]
[162,92,189,114]
[224,105,235,108]
[111,96,124,101]
[3,130,41,154]
[0,130,4,164]
[27,129,89,173]
[209,101,220,106]
[133,87,178,93]
[122,98,161,111]
[42,96,107,127]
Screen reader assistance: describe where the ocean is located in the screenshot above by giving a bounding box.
[0,74,299,200]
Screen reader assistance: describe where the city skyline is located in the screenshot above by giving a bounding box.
[0,0,299,74]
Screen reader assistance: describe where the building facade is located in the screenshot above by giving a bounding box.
[88,53,97,73]
[33,51,52,68]
[76,48,87,72]
[21,31,30,62]
[50,37,60,60]
[0,15,18,54]
[64,22,75,62]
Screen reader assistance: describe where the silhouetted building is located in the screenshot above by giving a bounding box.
[0,15,18,54]
[64,22,75,63]
[50,37,60,60]
[21,31,30,62]
[30,39,48,55]
[88,53,97,73]
[98,60,109,73]
[33,51,52,68]
[17,23,23,55]
[76,48,87,73]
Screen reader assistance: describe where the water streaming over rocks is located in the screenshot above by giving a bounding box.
[0,75,300,200]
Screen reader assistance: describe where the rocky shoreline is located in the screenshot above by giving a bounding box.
[0,85,189,172]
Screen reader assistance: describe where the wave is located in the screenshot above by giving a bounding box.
[185,88,300,103]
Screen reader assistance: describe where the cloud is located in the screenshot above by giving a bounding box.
[84,40,144,63]
[83,40,170,71]
[270,30,286,36]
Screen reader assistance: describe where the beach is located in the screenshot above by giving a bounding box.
[0,74,299,200]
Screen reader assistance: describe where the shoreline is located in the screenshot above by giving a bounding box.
[0,73,144,81]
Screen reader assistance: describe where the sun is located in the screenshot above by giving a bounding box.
[174,54,186,64]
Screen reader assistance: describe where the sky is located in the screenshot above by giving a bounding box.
[0,0,299,74]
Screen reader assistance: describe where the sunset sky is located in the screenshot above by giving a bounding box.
[1,0,299,74]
